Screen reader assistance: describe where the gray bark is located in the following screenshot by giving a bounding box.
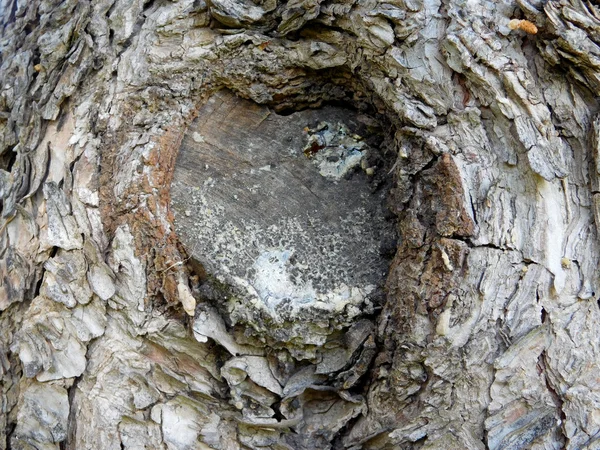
[1,0,600,449]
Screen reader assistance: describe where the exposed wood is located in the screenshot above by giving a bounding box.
[172,90,394,353]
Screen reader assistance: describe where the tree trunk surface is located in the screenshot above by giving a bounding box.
[1,0,600,448]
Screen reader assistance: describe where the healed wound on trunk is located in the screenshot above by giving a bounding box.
[170,90,397,354]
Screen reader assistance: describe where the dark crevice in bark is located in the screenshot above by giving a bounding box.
[469,191,478,226]
[67,141,85,180]
[394,152,440,216]
[482,423,490,450]
[539,350,568,447]
[458,233,530,259]
[540,306,547,324]
[2,150,16,172]
[330,414,364,450]
[116,15,147,58]
[1,0,17,30]
[142,0,157,15]
[105,0,118,27]
[63,370,81,449]
[5,422,15,450]
[463,240,506,252]
[271,400,286,422]
[483,344,500,450]
[32,270,44,298]
[108,28,114,47]
[330,340,383,448]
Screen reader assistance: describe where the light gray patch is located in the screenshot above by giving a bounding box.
[171,91,395,346]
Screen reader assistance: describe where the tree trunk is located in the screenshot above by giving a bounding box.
[1,0,600,448]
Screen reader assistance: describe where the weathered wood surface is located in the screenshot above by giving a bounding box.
[172,90,394,351]
[1,0,600,448]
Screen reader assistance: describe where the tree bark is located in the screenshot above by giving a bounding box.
[1,0,600,449]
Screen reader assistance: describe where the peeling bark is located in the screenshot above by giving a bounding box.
[2,0,600,449]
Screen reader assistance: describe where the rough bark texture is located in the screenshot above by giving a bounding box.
[1,0,600,449]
